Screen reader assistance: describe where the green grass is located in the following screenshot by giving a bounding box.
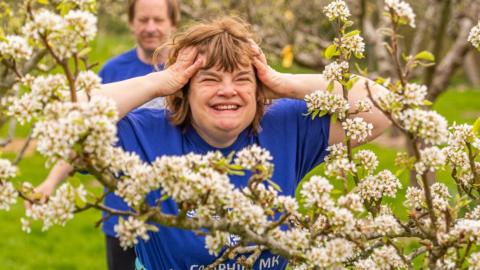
[0,30,479,268]
[0,154,105,269]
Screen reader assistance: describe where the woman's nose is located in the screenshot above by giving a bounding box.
[217,83,238,97]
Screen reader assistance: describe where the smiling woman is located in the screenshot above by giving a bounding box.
[162,17,265,147]
[36,15,391,270]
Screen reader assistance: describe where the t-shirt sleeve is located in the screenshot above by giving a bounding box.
[292,100,330,180]
[263,99,330,183]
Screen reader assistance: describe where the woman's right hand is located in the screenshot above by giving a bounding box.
[157,47,204,97]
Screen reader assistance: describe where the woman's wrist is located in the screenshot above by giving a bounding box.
[145,71,170,98]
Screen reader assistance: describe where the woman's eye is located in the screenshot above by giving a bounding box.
[237,77,251,82]
[201,78,217,82]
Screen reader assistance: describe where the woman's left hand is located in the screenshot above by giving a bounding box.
[251,43,292,99]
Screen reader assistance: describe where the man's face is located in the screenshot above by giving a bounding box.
[188,65,258,144]
[129,0,175,55]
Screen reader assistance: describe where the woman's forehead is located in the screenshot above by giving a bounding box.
[197,64,255,76]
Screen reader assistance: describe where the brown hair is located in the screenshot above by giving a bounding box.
[128,0,181,26]
[160,16,267,133]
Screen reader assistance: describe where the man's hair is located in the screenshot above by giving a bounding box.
[161,16,267,133]
[128,0,181,26]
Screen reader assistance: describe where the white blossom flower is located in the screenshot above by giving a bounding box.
[405,186,424,209]
[281,228,310,252]
[469,252,480,270]
[373,214,403,235]
[22,9,65,40]
[32,96,118,167]
[0,159,18,179]
[330,207,356,235]
[275,195,299,213]
[431,183,450,212]
[415,146,446,175]
[114,216,150,250]
[342,117,373,142]
[469,22,480,50]
[234,145,273,172]
[323,0,351,21]
[64,10,97,42]
[76,70,102,93]
[338,192,364,212]
[355,99,373,112]
[63,0,95,10]
[305,90,350,119]
[0,35,33,60]
[205,231,229,256]
[24,183,87,231]
[325,157,356,180]
[336,34,365,56]
[399,109,448,145]
[325,143,348,162]
[402,83,427,106]
[364,246,406,270]
[354,258,377,270]
[300,176,334,210]
[467,206,480,220]
[354,150,379,174]
[307,238,356,267]
[358,170,402,201]
[4,74,69,124]
[21,217,31,234]
[0,181,18,211]
[384,0,416,28]
[376,91,402,113]
[447,219,480,244]
[322,61,349,82]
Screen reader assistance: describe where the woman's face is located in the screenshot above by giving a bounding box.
[188,64,257,147]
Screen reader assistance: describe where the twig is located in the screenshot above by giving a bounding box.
[13,129,33,165]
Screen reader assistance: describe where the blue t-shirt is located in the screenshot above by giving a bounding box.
[116,99,330,270]
[99,48,164,236]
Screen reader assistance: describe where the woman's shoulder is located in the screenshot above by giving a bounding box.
[121,108,172,129]
[263,98,307,118]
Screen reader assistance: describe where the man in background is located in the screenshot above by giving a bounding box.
[32,0,180,269]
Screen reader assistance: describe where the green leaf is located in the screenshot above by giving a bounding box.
[473,117,480,137]
[355,63,368,76]
[344,30,360,38]
[331,114,337,124]
[346,76,360,90]
[423,99,433,106]
[228,164,244,170]
[324,44,337,60]
[311,110,319,120]
[327,80,335,92]
[37,0,49,4]
[77,47,92,58]
[331,189,343,195]
[375,77,386,85]
[229,170,245,176]
[318,111,328,118]
[266,179,282,192]
[415,51,435,62]
[354,52,365,59]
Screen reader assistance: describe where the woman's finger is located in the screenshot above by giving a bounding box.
[184,55,205,79]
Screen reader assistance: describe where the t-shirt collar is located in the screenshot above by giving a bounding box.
[185,124,252,156]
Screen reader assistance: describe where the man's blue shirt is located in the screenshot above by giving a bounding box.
[99,48,163,236]
[116,99,330,270]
